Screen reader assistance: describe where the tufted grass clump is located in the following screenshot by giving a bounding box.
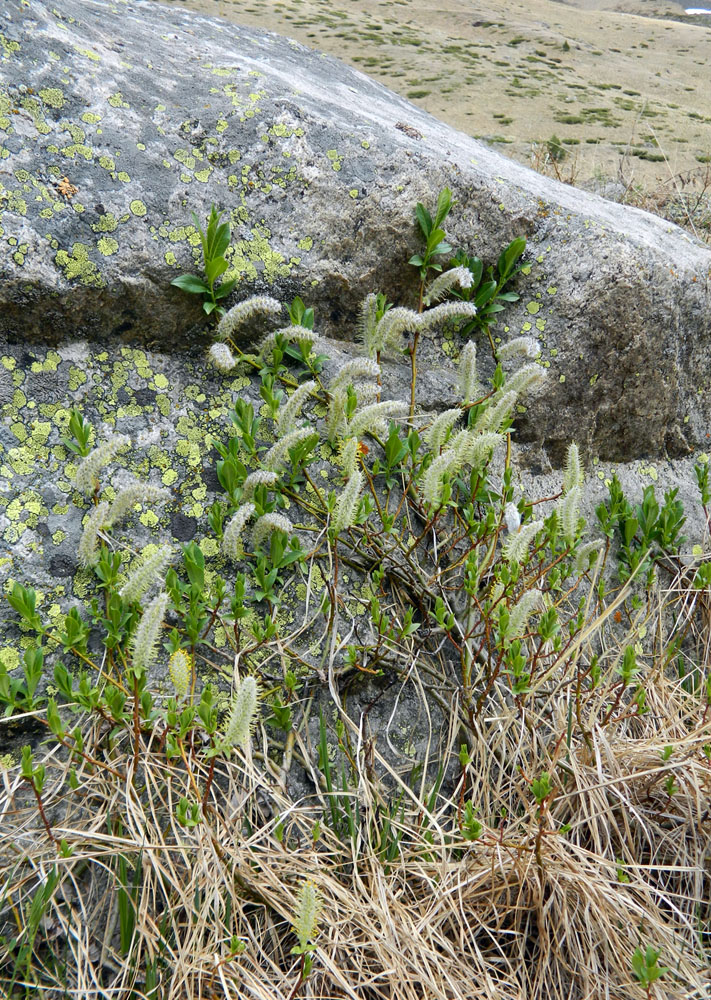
[1,191,711,1000]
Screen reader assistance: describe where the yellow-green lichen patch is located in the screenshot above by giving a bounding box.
[97,237,118,256]
[12,243,29,265]
[326,149,342,171]
[68,366,87,390]
[4,489,49,543]
[0,647,20,672]
[174,148,197,170]
[638,463,659,482]
[92,212,118,233]
[3,190,27,215]
[108,91,129,109]
[61,143,93,161]
[175,439,202,467]
[30,350,61,373]
[75,46,100,62]
[40,87,65,109]
[1,34,20,60]
[55,243,104,286]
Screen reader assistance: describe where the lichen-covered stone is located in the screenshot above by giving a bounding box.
[1,0,710,466]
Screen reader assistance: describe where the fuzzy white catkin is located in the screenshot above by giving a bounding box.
[505,590,544,640]
[368,307,420,355]
[476,391,518,434]
[326,392,346,444]
[418,300,478,334]
[119,544,173,604]
[504,502,521,534]
[421,450,460,507]
[502,519,543,564]
[277,380,316,435]
[73,434,131,496]
[347,400,407,440]
[359,293,379,355]
[504,363,546,398]
[223,504,256,562]
[425,408,462,455]
[208,342,238,372]
[242,470,279,500]
[105,482,170,528]
[327,383,381,442]
[332,470,363,534]
[558,485,582,544]
[329,357,381,392]
[423,266,474,306]
[263,426,314,473]
[77,502,110,568]
[259,326,319,358]
[224,675,258,750]
[458,340,478,404]
[453,430,503,468]
[216,295,282,342]
[252,512,293,551]
[131,591,169,672]
[575,539,603,574]
[496,337,541,362]
[339,437,359,477]
[563,442,583,493]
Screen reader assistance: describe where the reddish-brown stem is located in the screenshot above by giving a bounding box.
[286,955,306,1000]
[26,779,57,846]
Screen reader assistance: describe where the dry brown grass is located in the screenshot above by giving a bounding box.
[2,566,710,1000]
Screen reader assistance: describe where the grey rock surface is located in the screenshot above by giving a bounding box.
[1,0,710,463]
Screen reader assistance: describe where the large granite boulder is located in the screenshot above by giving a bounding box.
[1,0,710,464]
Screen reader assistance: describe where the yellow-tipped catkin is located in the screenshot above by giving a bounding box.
[131,592,169,672]
[169,649,192,701]
[224,676,259,751]
[293,880,321,951]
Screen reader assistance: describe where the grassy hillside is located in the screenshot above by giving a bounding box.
[155,0,711,199]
